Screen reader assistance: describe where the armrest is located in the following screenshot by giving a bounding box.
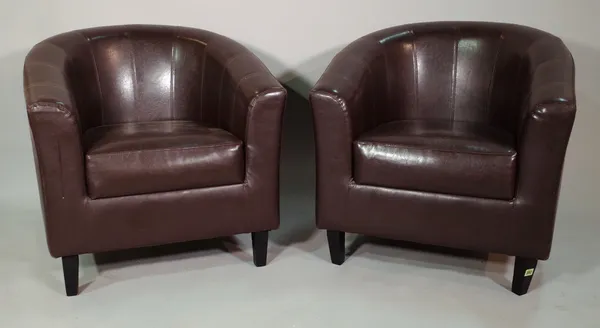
[309,35,386,186]
[516,36,576,214]
[24,34,89,244]
[24,36,79,117]
[197,31,287,190]
[311,35,387,140]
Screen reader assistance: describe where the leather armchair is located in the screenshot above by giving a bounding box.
[24,25,286,296]
[310,22,576,295]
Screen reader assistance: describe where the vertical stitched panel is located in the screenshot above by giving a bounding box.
[413,32,456,120]
[453,35,503,122]
[90,35,136,124]
[382,36,418,121]
[172,37,206,121]
[130,34,172,121]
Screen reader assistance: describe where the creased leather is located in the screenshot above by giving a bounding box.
[310,22,576,260]
[24,25,286,257]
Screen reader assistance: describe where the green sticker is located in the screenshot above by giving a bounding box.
[524,268,535,277]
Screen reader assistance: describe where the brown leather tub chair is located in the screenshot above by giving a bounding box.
[24,25,286,296]
[310,22,576,295]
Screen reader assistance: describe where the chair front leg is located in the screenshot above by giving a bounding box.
[512,257,538,296]
[61,255,79,296]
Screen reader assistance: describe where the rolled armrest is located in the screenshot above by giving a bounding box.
[308,36,388,225]
[24,35,79,116]
[309,35,387,190]
[24,34,89,255]
[191,29,286,190]
[516,36,576,214]
[202,32,286,139]
[311,35,387,139]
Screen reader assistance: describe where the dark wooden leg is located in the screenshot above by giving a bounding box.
[251,231,268,267]
[61,255,79,296]
[327,230,345,265]
[511,257,538,296]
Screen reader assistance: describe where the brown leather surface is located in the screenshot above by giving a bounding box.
[354,120,516,199]
[84,121,244,199]
[310,22,576,260]
[24,25,286,257]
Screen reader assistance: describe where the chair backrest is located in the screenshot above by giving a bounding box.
[371,22,548,133]
[72,25,211,126]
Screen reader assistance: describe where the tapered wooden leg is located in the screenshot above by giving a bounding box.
[251,231,268,267]
[512,257,538,296]
[61,255,79,296]
[327,230,345,265]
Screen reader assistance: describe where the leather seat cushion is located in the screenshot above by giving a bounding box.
[353,120,517,200]
[84,120,244,199]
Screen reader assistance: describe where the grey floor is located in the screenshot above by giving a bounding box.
[1,89,599,327]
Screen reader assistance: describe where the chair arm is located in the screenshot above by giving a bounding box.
[24,34,89,256]
[309,35,387,188]
[516,36,576,217]
[190,29,286,190]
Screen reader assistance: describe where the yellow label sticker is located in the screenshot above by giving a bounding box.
[524,268,535,277]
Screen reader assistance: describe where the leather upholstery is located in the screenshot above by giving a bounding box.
[24,25,286,257]
[84,121,244,199]
[310,22,576,260]
[354,120,517,199]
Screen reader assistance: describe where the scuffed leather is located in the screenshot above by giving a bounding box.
[310,22,576,260]
[354,120,517,200]
[24,25,286,257]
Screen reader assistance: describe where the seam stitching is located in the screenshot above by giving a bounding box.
[87,119,199,129]
[129,33,138,121]
[86,36,105,125]
[170,38,175,120]
[355,140,516,156]
[486,34,503,121]
[89,143,242,157]
[451,36,458,120]
[411,31,419,115]
[199,42,207,121]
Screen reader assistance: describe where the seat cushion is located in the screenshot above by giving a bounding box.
[84,121,244,199]
[353,120,517,200]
